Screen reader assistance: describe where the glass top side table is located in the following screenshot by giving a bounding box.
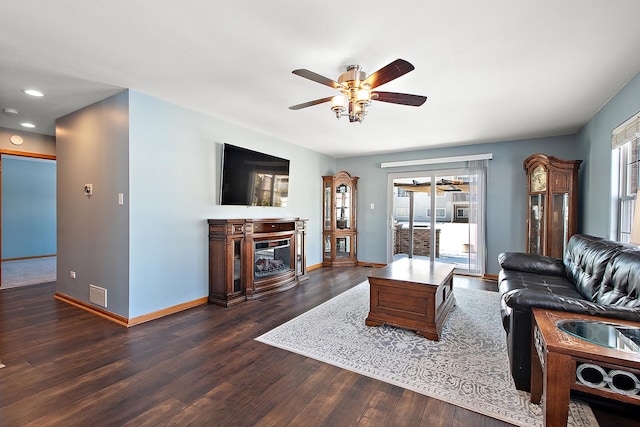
[557,319,640,354]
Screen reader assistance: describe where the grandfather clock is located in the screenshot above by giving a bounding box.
[322,171,358,266]
[524,154,582,258]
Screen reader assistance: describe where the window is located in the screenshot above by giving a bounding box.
[396,207,409,217]
[436,208,446,218]
[613,113,640,242]
[396,188,411,197]
[452,193,469,202]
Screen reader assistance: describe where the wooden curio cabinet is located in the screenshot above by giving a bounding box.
[322,171,358,267]
[524,154,582,259]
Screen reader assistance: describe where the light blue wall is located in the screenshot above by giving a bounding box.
[56,70,640,318]
[128,91,334,317]
[57,90,334,319]
[337,135,576,275]
[576,71,640,238]
[1,155,56,259]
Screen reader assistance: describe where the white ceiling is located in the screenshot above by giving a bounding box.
[2,1,640,158]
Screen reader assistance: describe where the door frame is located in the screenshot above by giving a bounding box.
[0,149,56,287]
[386,167,475,272]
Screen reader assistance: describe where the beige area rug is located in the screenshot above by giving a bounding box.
[1,257,56,289]
[256,282,598,427]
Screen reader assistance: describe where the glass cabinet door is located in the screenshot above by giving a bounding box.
[232,239,242,294]
[336,235,351,258]
[336,183,351,229]
[324,234,331,259]
[528,194,546,255]
[296,230,303,275]
[324,181,332,230]
[550,193,569,258]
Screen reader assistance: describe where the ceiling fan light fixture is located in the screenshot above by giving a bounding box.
[331,95,346,119]
[351,102,367,123]
[356,88,371,105]
[290,59,426,123]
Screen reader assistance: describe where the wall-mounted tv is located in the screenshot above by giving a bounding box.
[220,143,290,207]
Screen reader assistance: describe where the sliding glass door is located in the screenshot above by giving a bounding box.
[388,166,486,275]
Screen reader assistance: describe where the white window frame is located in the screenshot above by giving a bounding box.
[613,113,640,243]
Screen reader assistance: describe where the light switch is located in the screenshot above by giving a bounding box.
[118,193,124,205]
[370,203,375,210]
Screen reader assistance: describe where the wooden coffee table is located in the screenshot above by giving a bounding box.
[365,258,455,340]
[531,308,640,427]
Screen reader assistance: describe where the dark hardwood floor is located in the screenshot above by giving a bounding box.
[0,267,638,426]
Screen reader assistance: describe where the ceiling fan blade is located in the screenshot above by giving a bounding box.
[292,69,346,90]
[289,96,334,110]
[363,59,415,88]
[373,91,427,106]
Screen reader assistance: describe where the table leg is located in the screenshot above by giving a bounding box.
[530,334,543,404]
[543,351,572,427]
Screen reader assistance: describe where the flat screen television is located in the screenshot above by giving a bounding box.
[220,143,290,207]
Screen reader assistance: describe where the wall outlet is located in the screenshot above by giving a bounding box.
[70,271,76,279]
[84,184,93,196]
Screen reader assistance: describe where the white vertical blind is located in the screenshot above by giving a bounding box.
[468,159,487,275]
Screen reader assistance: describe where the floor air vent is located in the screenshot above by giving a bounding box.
[89,284,107,307]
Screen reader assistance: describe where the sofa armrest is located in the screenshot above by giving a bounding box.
[502,288,640,322]
[498,252,565,276]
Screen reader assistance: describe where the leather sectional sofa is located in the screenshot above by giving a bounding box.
[498,233,640,391]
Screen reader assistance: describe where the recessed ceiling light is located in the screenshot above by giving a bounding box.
[22,89,44,97]
[3,107,19,115]
[20,122,36,128]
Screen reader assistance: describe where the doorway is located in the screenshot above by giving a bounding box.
[0,151,57,288]
[387,166,486,275]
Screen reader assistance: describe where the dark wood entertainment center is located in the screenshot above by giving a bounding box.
[208,218,308,306]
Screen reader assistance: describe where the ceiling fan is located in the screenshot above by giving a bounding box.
[289,59,427,123]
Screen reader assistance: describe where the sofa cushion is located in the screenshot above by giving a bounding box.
[563,234,622,301]
[497,252,565,276]
[597,250,640,308]
[498,270,583,333]
[498,270,583,299]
